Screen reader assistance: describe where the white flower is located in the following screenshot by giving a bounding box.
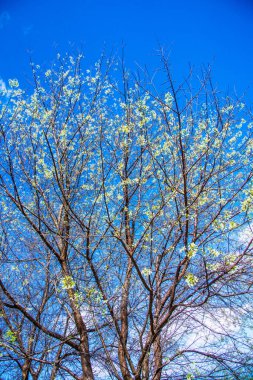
[45,70,52,77]
[187,242,198,258]
[142,267,152,277]
[185,273,199,287]
[8,79,19,88]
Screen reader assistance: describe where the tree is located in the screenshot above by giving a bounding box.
[0,52,253,379]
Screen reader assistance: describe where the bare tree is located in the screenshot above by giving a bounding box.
[0,52,253,379]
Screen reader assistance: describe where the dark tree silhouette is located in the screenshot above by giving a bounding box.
[0,53,252,379]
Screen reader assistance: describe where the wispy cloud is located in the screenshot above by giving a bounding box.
[239,223,253,245]
[0,11,10,29]
[23,24,33,36]
[0,78,7,92]
[0,78,12,98]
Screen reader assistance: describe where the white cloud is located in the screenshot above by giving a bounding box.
[239,223,253,246]
[0,78,12,99]
[0,78,7,93]
[0,11,10,29]
[23,24,33,36]
[181,307,241,350]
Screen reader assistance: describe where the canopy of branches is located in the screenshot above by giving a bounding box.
[0,54,253,380]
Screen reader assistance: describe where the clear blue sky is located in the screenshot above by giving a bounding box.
[0,0,253,97]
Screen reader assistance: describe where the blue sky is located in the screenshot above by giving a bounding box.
[0,0,253,97]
